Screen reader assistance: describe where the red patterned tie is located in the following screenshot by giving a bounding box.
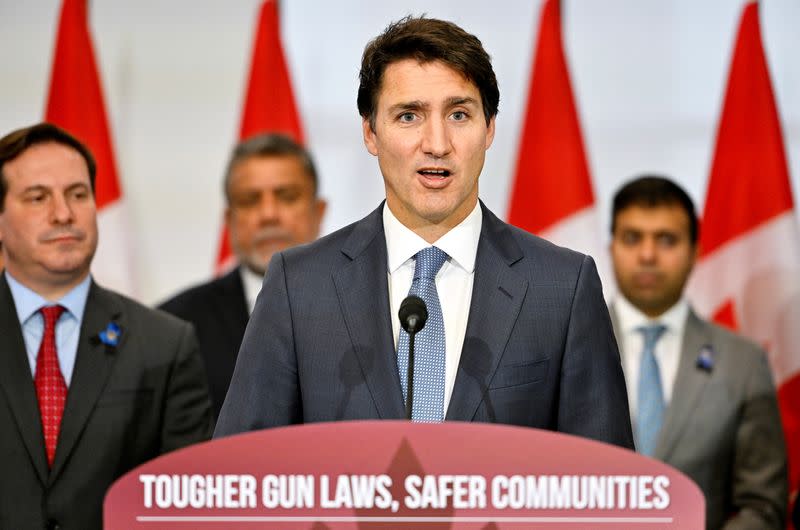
[34,305,67,468]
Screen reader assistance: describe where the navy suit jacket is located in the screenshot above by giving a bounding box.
[216,203,634,448]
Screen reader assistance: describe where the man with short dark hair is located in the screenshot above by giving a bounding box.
[216,16,633,448]
[160,133,326,419]
[608,175,787,529]
[0,122,213,530]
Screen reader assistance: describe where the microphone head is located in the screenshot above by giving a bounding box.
[399,295,428,333]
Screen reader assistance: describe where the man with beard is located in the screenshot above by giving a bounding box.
[608,175,787,529]
[160,133,326,420]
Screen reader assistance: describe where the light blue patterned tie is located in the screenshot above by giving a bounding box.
[636,324,668,456]
[397,246,448,422]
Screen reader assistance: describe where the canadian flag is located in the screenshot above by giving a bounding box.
[45,0,136,296]
[507,0,611,296]
[214,0,305,273]
[688,0,800,508]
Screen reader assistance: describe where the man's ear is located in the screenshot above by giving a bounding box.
[484,115,496,150]
[362,119,378,156]
[313,198,328,232]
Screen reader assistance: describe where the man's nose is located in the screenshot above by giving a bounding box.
[637,238,657,263]
[257,195,280,222]
[50,193,74,224]
[420,118,452,158]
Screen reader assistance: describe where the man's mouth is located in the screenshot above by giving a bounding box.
[418,168,451,178]
[41,231,85,244]
[634,272,661,287]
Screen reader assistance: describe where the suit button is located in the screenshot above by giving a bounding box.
[46,520,61,530]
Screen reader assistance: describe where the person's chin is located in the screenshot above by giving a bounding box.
[42,259,91,280]
[242,255,271,277]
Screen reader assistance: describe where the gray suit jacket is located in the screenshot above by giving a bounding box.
[611,305,787,529]
[216,203,634,448]
[0,275,214,530]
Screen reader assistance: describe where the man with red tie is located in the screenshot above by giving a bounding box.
[0,123,212,530]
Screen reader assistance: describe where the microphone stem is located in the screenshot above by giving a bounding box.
[406,331,415,420]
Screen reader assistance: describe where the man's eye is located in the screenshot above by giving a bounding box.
[233,195,259,207]
[621,232,640,245]
[451,111,468,121]
[276,189,301,203]
[657,234,678,247]
[398,112,417,123]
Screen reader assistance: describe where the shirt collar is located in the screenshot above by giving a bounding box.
[614,294,689,335]
[5,270,91,325]
[383,201,482,274]
[239,265,264,314]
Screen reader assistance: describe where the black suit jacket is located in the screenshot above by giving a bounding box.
[0,275,213,530]
[159,267,250,419]
[216,203,634,448]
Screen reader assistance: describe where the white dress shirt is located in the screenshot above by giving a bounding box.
[613,295,689,427]
[240,265,265,315]
[383,201,482,416]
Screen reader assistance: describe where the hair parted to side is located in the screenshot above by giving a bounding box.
[611,175,699,245]
[357,15,500,130]
[0,122,97,212]
[223,133,319,202]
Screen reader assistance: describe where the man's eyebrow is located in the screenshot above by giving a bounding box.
[446,96,479,107]
[65,182,90,192]
[21,184,49,194]
[387,97,479,114]
[654,229,680,237]
[387,100,428,113]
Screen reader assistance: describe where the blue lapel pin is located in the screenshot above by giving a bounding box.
[95,321,122,353]
[696,345,715,372]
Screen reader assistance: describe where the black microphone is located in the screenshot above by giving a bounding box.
[399,295,428,420]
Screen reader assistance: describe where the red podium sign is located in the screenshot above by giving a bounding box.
[104,421,704,529]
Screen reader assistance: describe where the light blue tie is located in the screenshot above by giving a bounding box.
[636,324,668,456]
[397,246,448,422]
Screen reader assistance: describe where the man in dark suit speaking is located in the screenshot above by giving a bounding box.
[0,123,213,530]
[160,133,326,420]
[216,16,633,448]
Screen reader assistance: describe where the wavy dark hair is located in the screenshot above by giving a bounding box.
[357,15,499,130]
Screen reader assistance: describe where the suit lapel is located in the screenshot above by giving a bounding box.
[50,282,123,483]
[655,309,712,460]
[0,275,49,483]
[332,205,405,419]
[446,205,527,421]
[218,266,250,347]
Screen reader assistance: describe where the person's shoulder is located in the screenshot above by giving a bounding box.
[689,311,773,387]
[157,269,239,315]
[694,312,766,359]
[482,206,589,272]
[281,204,384,267]
[94,283,193,337]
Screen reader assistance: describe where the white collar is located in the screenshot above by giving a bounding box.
[239,265,265,315]
[383,201,482,274]
[614,294,689,335]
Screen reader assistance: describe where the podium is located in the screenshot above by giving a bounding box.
[104,421,704,529]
